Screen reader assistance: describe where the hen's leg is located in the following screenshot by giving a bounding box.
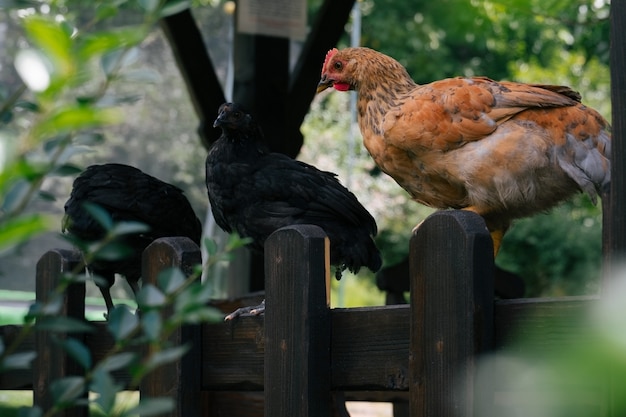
[96,282,115,319]
[224,299,265,321]
[462,207,507,256]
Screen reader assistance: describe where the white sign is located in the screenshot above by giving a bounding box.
[237,0,307,40]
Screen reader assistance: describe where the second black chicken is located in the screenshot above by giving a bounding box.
[63,163,202,316]
[206,103,382,319]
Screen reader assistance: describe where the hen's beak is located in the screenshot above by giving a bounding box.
[213,114,224,128]
[316,76,332,93]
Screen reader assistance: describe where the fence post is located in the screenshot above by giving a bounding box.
[139,236,203,417]
[409,210,494,417]
[264,225,331,417]
[33,248,87,417]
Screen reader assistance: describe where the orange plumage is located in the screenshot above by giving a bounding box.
[317,47,611,254]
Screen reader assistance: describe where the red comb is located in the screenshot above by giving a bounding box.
[322,48,339,74]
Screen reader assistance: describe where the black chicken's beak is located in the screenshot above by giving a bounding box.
[316,76,332,93]
[213,114,224,128]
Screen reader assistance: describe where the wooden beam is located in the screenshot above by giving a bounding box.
[607,2,626,273]
[160,9,226,149]
[409,210,495,417]
[287,0,356,140]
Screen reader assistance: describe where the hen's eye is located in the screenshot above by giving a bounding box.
[334,61,342,70]
[233,111,241,118]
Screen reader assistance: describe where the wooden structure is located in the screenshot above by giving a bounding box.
[0,2,624,416]
[161,0,358,290]
[0,211,605,417]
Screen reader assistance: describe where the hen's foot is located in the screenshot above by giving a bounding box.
[224,299,265,321]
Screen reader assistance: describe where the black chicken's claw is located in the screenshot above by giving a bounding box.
[224,299,266,321]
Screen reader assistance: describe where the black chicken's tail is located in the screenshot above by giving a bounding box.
[332,234,382,280]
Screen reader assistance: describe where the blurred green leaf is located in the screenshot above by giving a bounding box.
[144,344,190,374]
[96,93,142,107]
[91,368,122,415]
[141,310,162,341]
[92,242,133,261]
[95,4,119,21]
[157,267,186,294]
[124,397,174,417]
[138,0,160,13]
[111,220,150,236]
[36,317,95,333]
[17,406,42,417]
[203,237,218,256]
[120,68,162,83]
[137,284,166,308]
[107,306,139,341]
[0,1,42,9]
[59,337,92,369]
[26,296,63,319]
[50,376,85,405]
[160,0,191,17]
[2,178,31,213]
[74,132,105,146]
[52,163,84,176]
[0,213,55,256]
[33,105,121,139]
[100,47,140,76]
[225,233,253,251]
[14,100,40,112]
[0,351,36,371]
[80,28,145,60]
[95,352,136,373]
[22,16,74,80]
[37,190,56,201]
[82,202,113,231]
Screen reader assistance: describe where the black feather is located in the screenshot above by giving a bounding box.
[63,163,202,314]
[205,103,382,279]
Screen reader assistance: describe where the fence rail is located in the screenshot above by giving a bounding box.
[0,210,601,417]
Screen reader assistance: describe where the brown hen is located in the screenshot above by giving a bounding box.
[317,47,611,254]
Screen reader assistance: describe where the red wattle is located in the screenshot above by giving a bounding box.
[333,82,350,91]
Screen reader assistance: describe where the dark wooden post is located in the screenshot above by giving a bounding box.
[409,210,494,417]
[606,0,626,274]
[264,225,331,417]
[139,237,203,417]
[33,249,87,417]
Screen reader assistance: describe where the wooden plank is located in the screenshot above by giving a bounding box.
[33,249,88,417]
[0,325,35,389]
[202,315,265,390]
[264,225,331,417]
[409,210,495,417]
[494,296,597,351]
[139,237,203,417]
[331,305,409,390]
[492,296,605,417]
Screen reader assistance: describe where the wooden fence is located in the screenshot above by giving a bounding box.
[0,210,602,417]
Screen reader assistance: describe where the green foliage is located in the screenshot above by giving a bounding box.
[0,1,253,416]
[497,196,603,297]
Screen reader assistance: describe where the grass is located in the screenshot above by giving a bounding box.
[0,290,139,414]
[0,289,136,325]
[0,391,140,416]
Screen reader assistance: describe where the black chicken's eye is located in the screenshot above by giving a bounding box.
[334,61,342,70]
[233,111,241,119]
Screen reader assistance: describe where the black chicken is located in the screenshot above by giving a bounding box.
[206,103,382,319]
[63,163,202,316]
